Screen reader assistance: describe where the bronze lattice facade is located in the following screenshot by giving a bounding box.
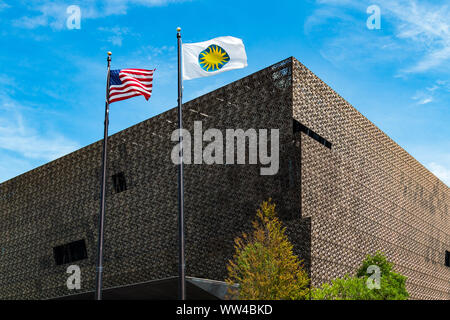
[0,58,448,300]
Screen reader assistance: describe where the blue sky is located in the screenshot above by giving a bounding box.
[0,0,448,185]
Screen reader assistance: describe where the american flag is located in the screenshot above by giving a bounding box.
[109,68,155,103]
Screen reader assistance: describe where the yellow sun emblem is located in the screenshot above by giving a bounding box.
[199,45,230,72]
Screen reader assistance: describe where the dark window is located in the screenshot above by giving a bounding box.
[293,119,332,149]
[53,240,88,265]
[445,251,450,267]
[112,172,127,193]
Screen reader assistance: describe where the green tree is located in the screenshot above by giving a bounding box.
[226,199,310,300]
[312,251,409,300]
[310,275,370,300]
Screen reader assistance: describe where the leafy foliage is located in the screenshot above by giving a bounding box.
[226,199,310,300]
[310,275,370,300]
[312,251,409,300]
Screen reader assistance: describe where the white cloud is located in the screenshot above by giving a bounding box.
[0,1,10,11]
[411,79,449,105]
[418,97,432,105]
[412,92,433,105]
[0,116,78,160]
[13,2,68,29]
[306,0,450,74]
[383,1,450,73]
[427,162,450,186]
[13,14,48,29]
[0,95,79,161]
[304,6,357,35]
[98,26,132,47]
[0,154,32,183]
[13,0,189,30]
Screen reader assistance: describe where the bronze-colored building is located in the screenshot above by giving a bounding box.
[0,58,448,300]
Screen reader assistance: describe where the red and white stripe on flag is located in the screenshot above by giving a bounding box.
[109,68,155,104]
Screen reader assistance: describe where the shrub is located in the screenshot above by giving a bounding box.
[312,251,409,300]
[225,199,310,300]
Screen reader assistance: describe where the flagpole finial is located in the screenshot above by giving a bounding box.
[107,51,112,56]
[177,27,181,32]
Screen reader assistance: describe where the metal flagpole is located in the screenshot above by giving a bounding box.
[176,27,186,301]
[95,51,112,301]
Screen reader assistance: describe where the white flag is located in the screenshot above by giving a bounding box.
[182,36,247,81]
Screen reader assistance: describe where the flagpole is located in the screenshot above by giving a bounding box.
[95,51,112,301]
[176,27,186,301]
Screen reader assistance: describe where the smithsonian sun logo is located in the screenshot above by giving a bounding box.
[198,44,230,72]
